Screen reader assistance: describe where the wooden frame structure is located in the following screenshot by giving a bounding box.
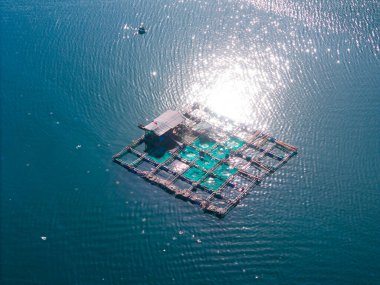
[113,104,297,217]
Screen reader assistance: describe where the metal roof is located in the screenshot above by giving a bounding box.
[193,121,212,132]
[144,110,184,136]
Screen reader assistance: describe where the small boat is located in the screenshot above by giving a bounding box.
[138,26,146,35]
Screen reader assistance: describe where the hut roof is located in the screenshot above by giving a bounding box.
[144,110,184,136]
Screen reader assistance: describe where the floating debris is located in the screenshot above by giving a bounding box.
[75,144,82,149]
[41,236,47,241]
[113,104,297,217]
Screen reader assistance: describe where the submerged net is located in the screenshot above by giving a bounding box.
[224,137,245,150]
[192,138,216,151]
[195,154,218,170]
[135,160,156,172]
[147,150,172,164]
[167,159,189,173]
[201,175,225,191]
[173,178,193,190]
[179,146,200,162]
[118,150,140,165]
[214,164,238,180]
[183,167,206,182]
[210,145,230,159]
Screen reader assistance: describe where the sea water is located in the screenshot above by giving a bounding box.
[1,0,379,284]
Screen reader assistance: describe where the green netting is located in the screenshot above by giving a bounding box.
[224,137,245,150]
[183,167,207,182]
[192,138,216,151]
[201,176,225,191]
[179,146,200,162]
[195,154,219,170]
[147,151,172,164]
[210,145,230,159]
[214,164,238,180]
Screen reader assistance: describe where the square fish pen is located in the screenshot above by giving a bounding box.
[113,104,298,217]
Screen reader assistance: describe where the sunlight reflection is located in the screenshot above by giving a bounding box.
[203,63,256,122]
[188,54,289,125]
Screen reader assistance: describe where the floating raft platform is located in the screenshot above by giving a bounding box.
[113,104,297,218]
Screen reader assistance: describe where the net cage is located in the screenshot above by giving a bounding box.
[113,104,297,217]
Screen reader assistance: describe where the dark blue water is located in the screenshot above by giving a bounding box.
[1,0,380,284]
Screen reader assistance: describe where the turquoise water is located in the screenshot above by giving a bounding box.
[183,167,206,182]
[179,146,200,162]
[1,0,380,284]
[195,155,218,171]
[193,138,216,151]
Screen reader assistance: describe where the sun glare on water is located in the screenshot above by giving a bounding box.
[188,53,289,124]
[202,63,261,123]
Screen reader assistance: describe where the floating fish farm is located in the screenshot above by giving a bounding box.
[113,104,297,217]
